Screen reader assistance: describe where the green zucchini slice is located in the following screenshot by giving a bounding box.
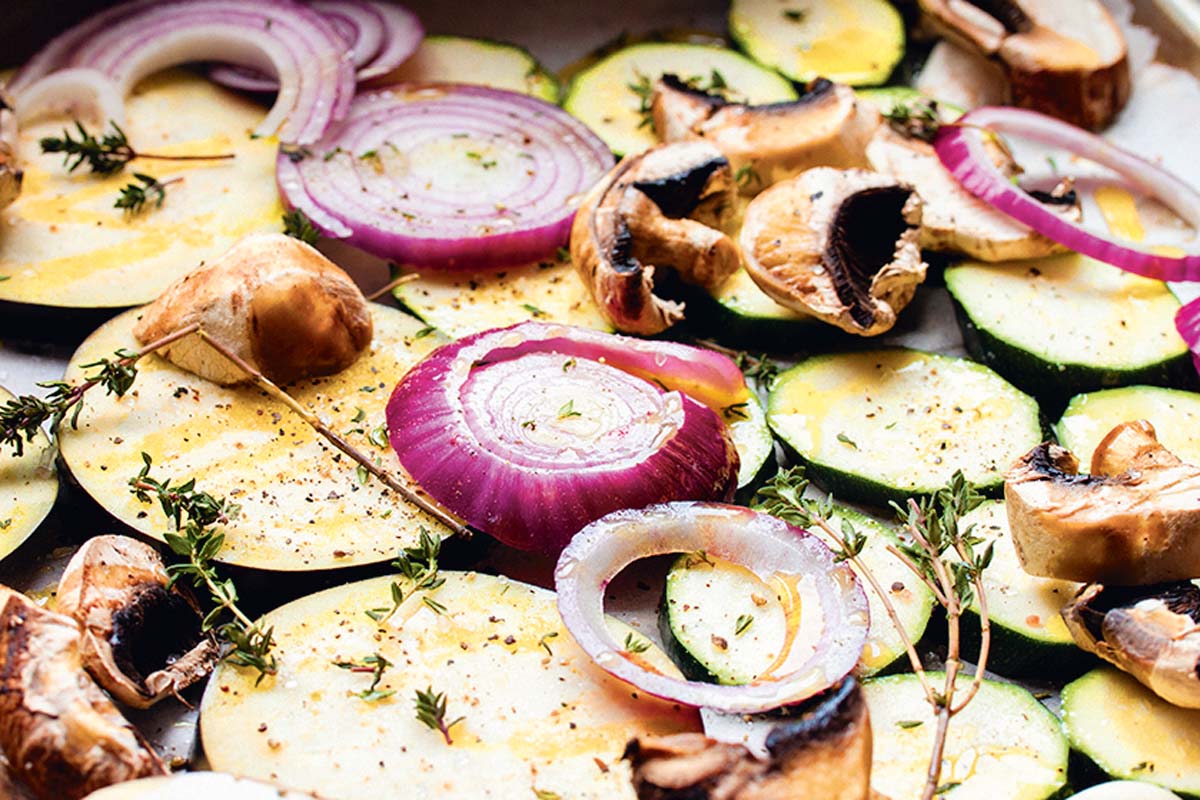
[767,349,1043,506]
[1063,668,1200,797]
[392,259,610,337]
[562,42,797,157]
[725,394,775,492]
[945,255,1193,404]
[866,672,1068,800]
[684,268,821,349]
[371,35,560,103]
[0,386,58,564]
[201,572,698,800]
[729,0,905,86]
[58,305,453,571]
[1056,385,1200,469]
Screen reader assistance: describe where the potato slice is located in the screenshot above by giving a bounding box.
[0,386,57,564]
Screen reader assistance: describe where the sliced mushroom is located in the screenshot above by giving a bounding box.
[55,536,219,709]
[918,0,1130,130]
[625,678,872,800]
[739,167,925,336]
[0,585,166,800]
[651,75,879,194]
[134,233,374,385]
[1063,581,1200,708]
[0,90,21,210]
[866,123,1080,261]
[1005,420,1200,585]
[570,140,741,335]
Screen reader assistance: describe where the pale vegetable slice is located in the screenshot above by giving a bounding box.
[0,69,282,312]
[1056,386,1200,469]
[727,394,775,490]
[371,35,560,103]
[83,773,318,799]
[0,386,58,563]
[58,305,451,571]
[200,572,699,800]
[866,673,1068,800]
[393,258,610,337]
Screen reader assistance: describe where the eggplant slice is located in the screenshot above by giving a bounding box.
[739,168,925,336]
[0,586,166,800]
[1064,581,1200,709]
[625,678,872,800]
[55,536,219,709]
[1005,420,1200,584]
[570,141,741,335]
[651,75,878,194]
[918,0,1130,129]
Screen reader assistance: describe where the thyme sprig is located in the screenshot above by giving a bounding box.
[883,99,943,144]
[129,453,278,684]
[366,528,446,623]
[282,208,320,246]
[115,173,182,215]
[334,653,395,701]
[40,120,234,175]
[414,686,465,744]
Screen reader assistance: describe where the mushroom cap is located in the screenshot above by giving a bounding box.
[1005,420,1200,585]
[739,167,925,336]
[56,536,219,709]
[133,233,373,386]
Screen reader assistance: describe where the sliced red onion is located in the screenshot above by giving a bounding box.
[555,502,870,713]
[15,0,355,144]
[278,84,613,268]
[935,106,1200,282]
[1177,298,1200,376]
[10,68,126,127]
[386,323,744,553]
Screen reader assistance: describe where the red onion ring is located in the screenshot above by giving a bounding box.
[11,68,126,128]
[14,0,355,144]
[935,106,1200,282]
[385,323,744,553]
[278,84,613,268]
[1176,298,1200,376]
[555,502,870,713]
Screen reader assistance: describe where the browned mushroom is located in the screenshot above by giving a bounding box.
[55,536,219,709]
[570,140,741,335]
[625,678,872,800]
[0,90,21,210]
[866,122,1080,261]
[738,167,925,336]
[651,75,879,194]
[1063,581,1200,708]
[917,0,1130,130]
[0,585,166,800]
[1005,420,1200,584]
[134,233,374,385]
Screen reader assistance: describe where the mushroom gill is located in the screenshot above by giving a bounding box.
[133,233,374,386]
[625,678,873,800]
[570,140,741,335]
[1063,581,1200,708]
[651,75,879,195]
[56,535,219,709]
[1005,420,1200,585]
[739,167,925,336]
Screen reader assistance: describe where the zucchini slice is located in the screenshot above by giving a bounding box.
[371,35,560,103]
[1056,386,1200,469]
[0,70,282,327]
[84,773,318,799]
[1063,668,1200,797]
[957,501,1084,676]
[392,259,610,337]
[945,255,1193,404]
[866,673,1068,800]
[725,394,776,492]
[200,572,699,800]
[562,42,798,157]
[0,386,58,564]
[729,0,905,86]
[767,349,1043,506]
[683,268,821,349]
[58,305,452,571]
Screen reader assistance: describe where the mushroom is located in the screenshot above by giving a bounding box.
[1005,420,1200,584]
[625,678,872,800]
[917,0,1130,130]
[866,121,1080,261]
[1063,581,1200,708]
[0,90,21,210]
[55,536,219,709]
[651,75,879,194]
[738,167,925,336]
[0,585,166,800]
[134,233,374,385]
[570,140,741,335]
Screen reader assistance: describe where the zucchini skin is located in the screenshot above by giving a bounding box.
[959,609,1097,679]
[657,588,722,685]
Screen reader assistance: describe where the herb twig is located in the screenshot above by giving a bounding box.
[115,173,182,215]
[281,208,320,246]
[367,528,446,623]
[40,121,234,175]
[334,653,395,701]
[415,686,465,744]
[884,100,943,144]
